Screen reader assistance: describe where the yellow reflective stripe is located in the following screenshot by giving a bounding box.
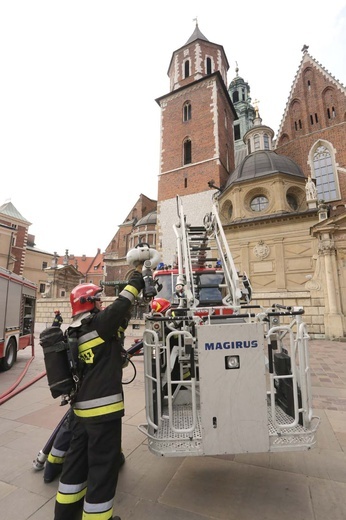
[120,285,139,302]
[124,284,138,296]
[79,337,104,355]
[57,487,86,505]
[47,453,65,464]
[74,400,124,418]
[82,508,113,520]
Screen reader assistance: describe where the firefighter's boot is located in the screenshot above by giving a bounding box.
[43,461,63,483]
[120,452,125,467]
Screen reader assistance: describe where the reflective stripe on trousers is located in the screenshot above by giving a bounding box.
[54,419,122,520]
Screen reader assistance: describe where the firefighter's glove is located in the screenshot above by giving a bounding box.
[128,270,145,292]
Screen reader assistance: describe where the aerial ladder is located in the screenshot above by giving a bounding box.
[138,195,320,457]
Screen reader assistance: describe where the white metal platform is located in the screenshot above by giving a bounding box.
[139,401,320,457]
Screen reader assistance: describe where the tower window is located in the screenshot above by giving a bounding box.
[184,178,188,188]
[310,114,314,125]
[183,139,192,165]
[184,60,190,78]
[228,203,233,219]
[254,134,260,150]
[286,194,298,210]
[263,134,269,150]
[183,102,191,122]
[232,91,239,103]
[241,88,245,101]
[250,195,268,212]
[206,57,212,74]
[234,124,241,141]
[327,107,336,119]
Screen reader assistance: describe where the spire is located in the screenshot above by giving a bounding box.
[185,18,209,45]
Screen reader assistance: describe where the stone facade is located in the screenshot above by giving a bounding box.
[103,194,157,295]
[154,28,346,340]
[35,297,145,339]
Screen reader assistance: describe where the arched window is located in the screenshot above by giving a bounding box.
[286,193,298,210]
[263,133,269,150]
[312,144,339,201]
[254,134,260,150]
[183,139,192,165]
[206,57,212,75]
[232,91,239,103]
[183,102,191,122]
[184,60,190,78]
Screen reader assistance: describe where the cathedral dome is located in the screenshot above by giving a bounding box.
[134,211,157,227]
[225,150,304,189]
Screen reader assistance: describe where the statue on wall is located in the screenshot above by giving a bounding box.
[305,176,318,201]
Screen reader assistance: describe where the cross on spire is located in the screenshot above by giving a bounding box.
[253,99,260,117]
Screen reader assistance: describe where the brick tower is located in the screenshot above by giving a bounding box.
[156,23,237,263]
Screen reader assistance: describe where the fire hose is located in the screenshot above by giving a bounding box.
[0,340,47,405]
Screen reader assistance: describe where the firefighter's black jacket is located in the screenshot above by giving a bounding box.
[70,274,143,423]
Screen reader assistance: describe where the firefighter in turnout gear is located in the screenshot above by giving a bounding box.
[52,309,63,327]
[54,266,145,520]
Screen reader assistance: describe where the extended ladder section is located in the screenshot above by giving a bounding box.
[173,195,251,311]
[138,197,320,457]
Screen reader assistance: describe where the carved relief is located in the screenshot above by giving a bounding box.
[305,276,321,291]
[253,240,270,260]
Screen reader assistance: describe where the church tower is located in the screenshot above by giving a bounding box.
[156,22,237,263]
[228,64,256,166]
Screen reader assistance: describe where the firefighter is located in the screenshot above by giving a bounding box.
[44,314,131,484]
[54,267,144,520]
[52,309,63,327]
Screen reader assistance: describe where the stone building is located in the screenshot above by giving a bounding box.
[154,24,346,339]
[0,201,31,274]
[57,249,104,287]
[156,24,238,264]
[103,194,157,296]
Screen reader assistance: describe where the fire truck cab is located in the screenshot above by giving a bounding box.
[137,196,320,457]
[0,266,36,370]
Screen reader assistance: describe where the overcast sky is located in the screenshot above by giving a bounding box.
[1,1,345,257]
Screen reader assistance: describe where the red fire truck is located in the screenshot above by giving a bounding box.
[0,266,36,370]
